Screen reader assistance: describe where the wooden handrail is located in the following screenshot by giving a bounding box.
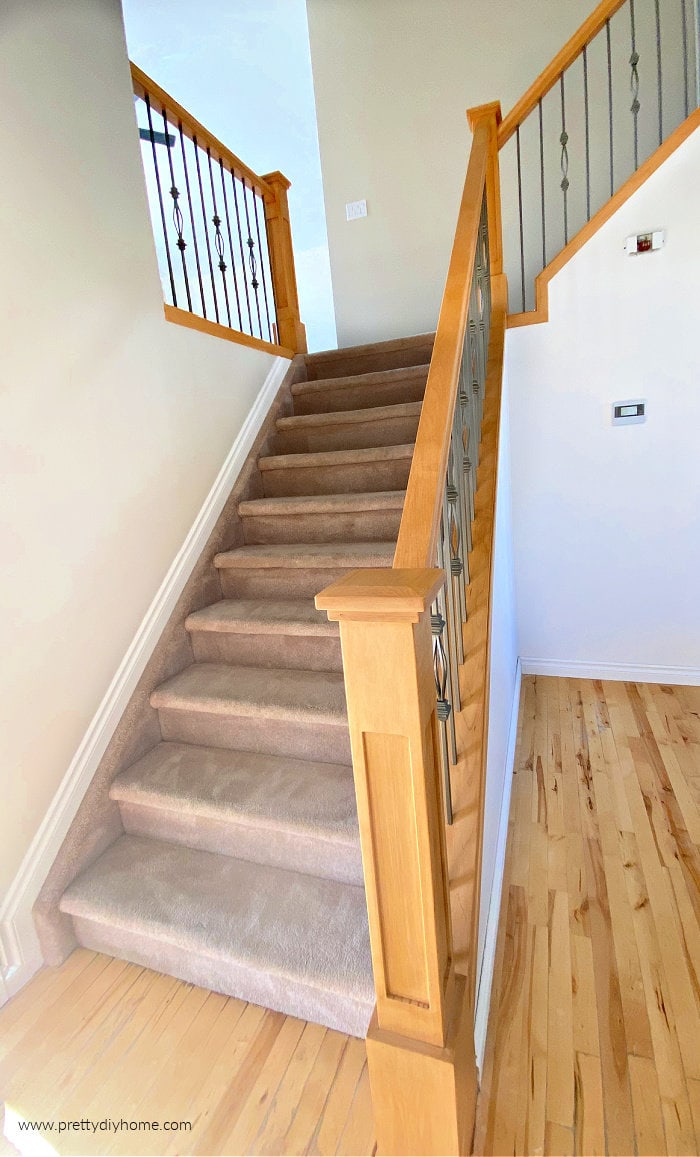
[393,118,490,570]
[497,0,628,147]
[130,63,271,198]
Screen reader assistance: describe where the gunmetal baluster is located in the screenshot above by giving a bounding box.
[438,509,462,720]
[452,400,470,592]
[231,173,254,335]
[193,134,219,322]
[179,125,206,316]
[654,0,663,146]
[559,73,569,247]
[252,190,274,344]
[630,0,640,171]
[161,107,191,311]
[431,603,454,824]
[144,92,177,305]
[538,98,547,265]
[207,148,231,327]
[516,126,526,311]
[219,160,244,332]
[680,0,690,119]
[242,179,264,340]
[583,47,591,221]
[606,19,614,197]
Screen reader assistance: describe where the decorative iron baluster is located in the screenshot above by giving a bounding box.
[179,124,206,316]
[583,46,591,221]
[680,0,690,119]
[515,125,526,312]
[206,148,232,327]
[193,134,219,322]
[606,19,614,197]
[230,173,254,335]
[437,510,462,725]
[654,0,663,146]
[143,92,177,305]
[252,190,274,344]
[431,604,454,824]
[447,445,468,634]
[538,97,547,265]
[162,108,191,312]
[458,356,474,554]
[559,73,570,246]
[219,160,244,331]
[630,0,641,171]
[242,179,264,340]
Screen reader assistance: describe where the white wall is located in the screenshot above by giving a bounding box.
[508,126,700,681]
[306,0,600,346]
[0,0,279,908]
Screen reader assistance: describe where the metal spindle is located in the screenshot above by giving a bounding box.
[630,0,640,170]
[162,107,191,311]
[179,125,206,316]
[219,160,244,331]
[242,179,264,340]
[515,126,526,312]
[230,173,254,335]
[144,92,177,305]
[252,191,274,344]
[538,98,547,266]
[193,134,219,323]
[583,46,591,220]
[436,522,460,763]
[431,603,454,825]
[654,0,663,145]
[207,149,232,327]
[559,74,570,246]
[606,19,614,197]
[680,0,690,119]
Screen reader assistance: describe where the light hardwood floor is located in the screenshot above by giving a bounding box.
[475,676,700,1157]
[2,676,698,1156]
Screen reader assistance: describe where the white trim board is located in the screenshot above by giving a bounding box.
[474,658,522,1075]
[0,356,290,1006]
[521,658,700,685]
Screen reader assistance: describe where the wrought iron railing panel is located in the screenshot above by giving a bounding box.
[430,191,492,824]
[134,84,279,345]
[500,0,698,313]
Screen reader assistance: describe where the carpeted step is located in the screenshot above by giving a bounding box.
[151,662,350,762]
[186,598,342,670]
[111,742,361,884]
[214,540,395,599]
[273,400,422,455]
[59,834,374,1036]
[239,490,405,545]
[304,332,434,381]
[259,443,414,498]
[292,364,429,415]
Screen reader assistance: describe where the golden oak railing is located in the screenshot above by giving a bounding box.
[316,102,506,1156]
[131,63,306,356]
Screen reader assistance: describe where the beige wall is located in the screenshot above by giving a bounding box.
[0,0,278,903]
[306,0,600,346]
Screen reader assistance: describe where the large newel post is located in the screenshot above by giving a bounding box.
[316,569,477,1157]
[262,170,308,355]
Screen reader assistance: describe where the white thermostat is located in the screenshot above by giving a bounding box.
[612,399,646,425]
[625,230,665,255]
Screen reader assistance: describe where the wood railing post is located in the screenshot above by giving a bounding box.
[261,170,307,355]
[467,102,503,276]
[316,569,477,1156]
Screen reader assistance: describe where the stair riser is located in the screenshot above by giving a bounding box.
[69,915,372,1037]
[241,507,402,545]
[273,412,420,455]
[261,457,412,498]
[190,629,343,672]
[218,565,363,600]
[293,377,426,416]
[118,802,363,886]
[305,341,433,381]
[158,708,351,764]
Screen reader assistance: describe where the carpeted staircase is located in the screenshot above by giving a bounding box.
[58,334,432,1038]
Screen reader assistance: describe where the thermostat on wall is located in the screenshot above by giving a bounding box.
[612,399,646,425]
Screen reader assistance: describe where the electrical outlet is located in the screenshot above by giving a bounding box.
[346,199,367,221]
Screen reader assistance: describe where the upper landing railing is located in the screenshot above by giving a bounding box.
[131,63,306,356]
[498,0,699,319]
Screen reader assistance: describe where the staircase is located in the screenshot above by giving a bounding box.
[57,332,433,1038]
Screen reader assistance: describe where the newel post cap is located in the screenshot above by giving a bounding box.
[467,100,502,130]
[315,568,445,624]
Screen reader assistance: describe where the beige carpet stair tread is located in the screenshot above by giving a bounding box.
[238,490,405,517]
[293,363,429,398]
[59,835,374,1034]
[276,400,421,432]
[186,598,338,636]
[258,442,414,472]
[214,540,395,570]
[111,742,358,843]
[151,662,347,724]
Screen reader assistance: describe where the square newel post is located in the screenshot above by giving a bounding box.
[261,170,307,354]
[316,569,477,1157]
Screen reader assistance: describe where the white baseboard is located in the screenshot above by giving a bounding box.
[0,357,290,1003]
[474,658,522,1075]
[521,657,700,685]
